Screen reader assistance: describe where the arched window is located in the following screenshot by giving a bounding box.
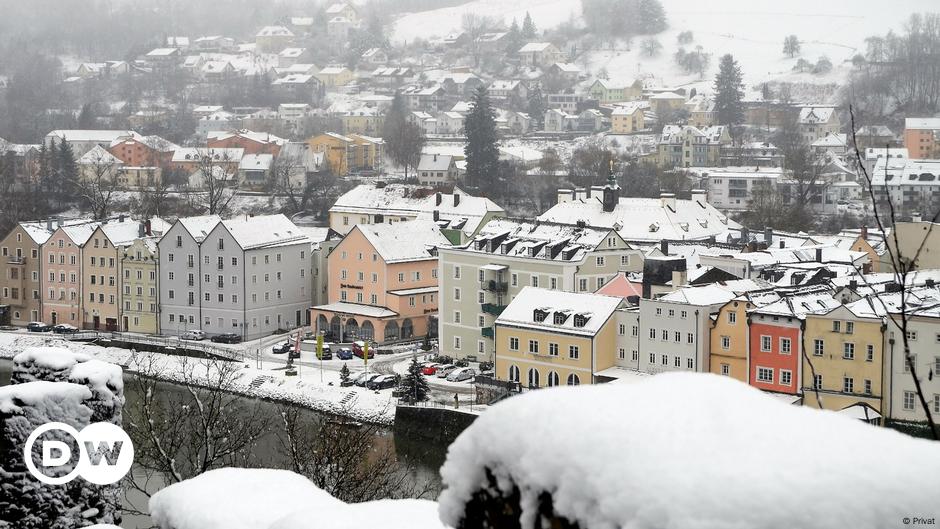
[547,371,560,387]
[384,320,400,341]
[401,318,414,339]
[508,365,520,383]
[344,318,359,341]
[329,316,341,340]
[316,314,329,334]
[567,373,580,386]
[528,368,540,388]
[360,320,374,341]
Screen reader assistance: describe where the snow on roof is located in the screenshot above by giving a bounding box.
[905,117,940,130]
[438,372,940,529]
[417,153,454,171]
[99,218,149,246]
[518,42,555,53]
[290,17,314,26]
[659,281,767,306]
[871,158,940,187]
[539,193,737,242]
[146,47,179,57]
[313,301,398,318]
[553,62,581,73]
[649,91,685,100]
[354,220,449,263]
[612,101,648,115]
[750,288,841,318]
[177,215,222,242]
[325,2,353,14]
[238,153,274,171]
[460,218,618,262]
[221,214,308,250]
[208,129,287,146]
[811,133,847,147]
[278,47,306,57]
[60,220,103,246]
[78,145,122,165]
[798,106,836,124]
[496,286,622,337]
[46,129,137,143]
[318,66,349,75]
[256,25,294,37]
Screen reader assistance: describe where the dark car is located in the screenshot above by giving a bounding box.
[352,341,374,359]
[367,375,398,390]
[356,373,383,387]
[272,341,292,354]
[211,333,242,344]
[52,324,78,334]
[27,322,53,333]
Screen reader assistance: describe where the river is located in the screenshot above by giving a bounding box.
[0,359,446,528]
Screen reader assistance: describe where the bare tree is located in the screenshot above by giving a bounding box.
[773,113,831,230]
[849,106,939,440]
[74,148,120,219]
[194,148,238,215]
[742,178,789,229]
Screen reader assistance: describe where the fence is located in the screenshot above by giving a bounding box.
[53,330,244,361]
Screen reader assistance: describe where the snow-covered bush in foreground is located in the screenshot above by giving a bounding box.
[438,373,940,529]
[149,468,444,529]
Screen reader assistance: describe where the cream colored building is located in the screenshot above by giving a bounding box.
[438,218,644,362]
[120,237,159,334]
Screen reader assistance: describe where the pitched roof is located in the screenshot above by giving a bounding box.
[177,215,222,242]
[220,214,307,250]
[518,42,555,53]
[659,280,769,306]
[458,218,622,262]
[496,287,622,337]
[353,220,449,263]
[904,117,940,130]
[417,153,454,171]
[78,145,122,165]
[798,106,836,125]
[595,271,643,299]
[256,26,294,37]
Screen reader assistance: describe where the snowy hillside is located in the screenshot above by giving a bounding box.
[392,0,934,97]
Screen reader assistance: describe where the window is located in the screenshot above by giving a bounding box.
[864,379,872,395]
[578,278,587,291]
[478,291,485,304]
[866,345,874,362]
[550,277,557,289]
[687,333,694,344]
[619,324,625,335]
[568,345,580,359]
[813,374,823,390]
[903,391,916,410]
[511,273,517,286]
[548,343,559,357]
[674,331,681,342]
[780,338,791,355]
[934,394,940,414]
[621,255,630,266]
[843,377,854,394]
[674,356,681,367]
[656,308,662,316]
[668,309,675,317]
[846,321,854,334]
[649,328,656,339]
[757,367,773,383]
[760,335,771,352]
[508,365,520,382]
[453,311,461,324]
[509,337,519,351]
[661,330,668,341]
[832,320,841,332]
[780,370,792,386]
[595,256,605,267]
[547,371,560,387]
[527,369,540,388]
[567,374,580,386]
[453,336,461,350]
[843,342,855,360]
[680,310,687,318]
[398,273,405,282]
[454,288,461,301]
[618,348,625,359]
[661,354,668,366]
[720,336,730,350]
[813,339,824,356]
[906,330,918,341]
[649,353,655,364]
[528,340,539,354]
[478,269,485,282]
[728,312,737,324]
[720,364,730,376]
[531,275,538,287]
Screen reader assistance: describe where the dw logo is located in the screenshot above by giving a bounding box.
[24,422,134,485]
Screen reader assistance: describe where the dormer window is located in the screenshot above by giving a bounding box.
[679,222,689,232]
[649,223,660,233]
[533,309,549,322]
[573,313,590,328]
[553,312,569,325]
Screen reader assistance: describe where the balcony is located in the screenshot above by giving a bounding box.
[481,279,508,293]
[481,326,495,339]
[7,256,25,265]
[481,303,506,316]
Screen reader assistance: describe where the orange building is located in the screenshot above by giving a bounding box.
[207,130,287,156]
[903,118,940,160]
[310,220,449,344]
[108,135,178,168]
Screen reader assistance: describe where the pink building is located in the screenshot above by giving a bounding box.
[41,220,100,327]
[310,220,449,344]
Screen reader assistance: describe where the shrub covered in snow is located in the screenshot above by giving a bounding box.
[149,468,445,529]
[11,346,91,384]
[438,373,940,529]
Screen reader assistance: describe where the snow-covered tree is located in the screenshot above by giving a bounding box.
[401,357,430,402]
[464,86,500,189]
[783,35,801,58]
[713,54,745,138]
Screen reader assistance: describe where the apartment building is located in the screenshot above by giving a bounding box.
[310,220,449,344]
[438,218,643,361]
[307,132,382,176]
[797,106,840,144]
[158,215,222,335]
[0,221,57,325]
[657,125,730,168]
[120,237,160,334]
[494,287,623,387]
[41,220,101,327]
[902,117,940,160]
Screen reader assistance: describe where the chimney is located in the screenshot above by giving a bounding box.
[660,240,669,255]
[860,226,868,240]
[145,219,152,236]
[119,214,126,223]
[690,189,707,205]
[815,248,823,262]
[849,279,858,289]
[138,223,145,238]
[433,153,438,161]
[660,192,676,211]
[764,227,773,245]
[46,219,53,231]
[927,279,936,287]
[435,192,442,206]
[453,194,460,207]
[779,240,785,249]
[433,210,440,221]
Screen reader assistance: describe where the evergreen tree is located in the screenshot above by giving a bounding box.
[713,54,745,140]
[382,91,425,178]
[421,333,432,352]
[401,357,430,402]
[506,18,523,54]
[77,103,97,129]
[340,363,351,385]
[527,84,545,129]
[464,86,500,189]
[522,12,537,39]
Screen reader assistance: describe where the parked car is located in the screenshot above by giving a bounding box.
[315,348,333,360]
[341,372,363,387]
[436,365,459,378]
[27,322,53,333]
[367,375,398,390]
[356,373,383,387]
[447,367,477,382]
[352,341,374,359]
[421,363,441,376]
[181,330,206,341]
[479,361,494,372]
[336,347,353,360]
[272,341,292,354]
[211,333,242,344]
[52,324,78,334]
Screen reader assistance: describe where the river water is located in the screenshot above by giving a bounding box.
[0,359,446,528]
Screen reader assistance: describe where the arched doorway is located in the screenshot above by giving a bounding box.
[528,368,540,388]
[344,318,359,341]
[508,365,520,382]
[317,315,329,334]
[360,320,375,341]
[329,316,341,340]
[547,371,560,387]
[401,318,414,339]
[384,320,399,341]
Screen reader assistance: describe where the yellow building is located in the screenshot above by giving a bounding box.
[307,132,383,176]
[708,296,753,383]
[120,238,159,334]
[342,109,384,136]
[610,102,646,134]
[802,304,886,420]
[315,66,354,88]
[494,287,623,388]
[82,219,142,330]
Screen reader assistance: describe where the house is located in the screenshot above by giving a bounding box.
[325,2,358,24]
[543,108,576,133]
[144,48,182,71]
[360,48,388,66]
[108,134,178,168]
[541,185,738,243]
[648,91,686,116]
[505,111,532,135]
[0,220,60,326]
[238,153,274,188]
[255,26,295,53]
[475,32,509,53]
[315,66,354,88]
[869,159,940,218]
[207,129,287,156]
[687,97,717,128]
[855,125,896,150]
[517,42,566,68]
[196,111,242,138]
[610,102,648,134]
[329,183,505,243]
[199,60,236,82]
[171,147,243,174]
[861,146,907,177]
[158,214,311,339]
[165,36,190,49]
[408,111,438,135]
[289,17,315,35]
[78,146,123,184]
[588,79,643,104]
[657,125,731,168]
[801,302,886,422]
[403,84,447,112]
[577,108,606,132]
[192,36,237,52]
[719,141,784,168]
[902,117,940,160]
[798,106,841,144]
[310,220,449,344]
[370,67,414,90]
[271,74,324,104]
[549,62,581,82]
[307,133,382,176]
[699,166,785,212]
[327,16,357,41]
[341,107,383,136]
[278,47,313,68]
[546,92,585,113]
[41,220,102,328]
[886,220,940,271]
[812,132,848,157]
[494,287,625,387]
[276,142,326,190]
[417,154,459,187]
[488,80,528,102]
[441,73,485,98]
[437,218,642,362]
[436,111,465,136]
[278,103,314,125]
[44,130,139,157]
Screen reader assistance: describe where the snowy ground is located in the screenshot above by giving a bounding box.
[0,332,401,424]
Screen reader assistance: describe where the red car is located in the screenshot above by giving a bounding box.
[352,341,375,359]
[421,363,440,375]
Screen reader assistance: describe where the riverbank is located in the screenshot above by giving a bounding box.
[0,332,398,425]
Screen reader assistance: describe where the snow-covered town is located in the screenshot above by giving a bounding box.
[1,0,940,527]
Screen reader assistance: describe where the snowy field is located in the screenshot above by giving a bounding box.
[392,0,934,96]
